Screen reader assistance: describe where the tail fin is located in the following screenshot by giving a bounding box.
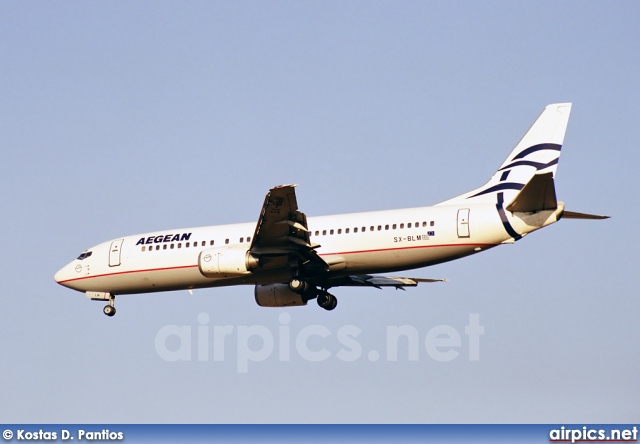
[438,103,572,207]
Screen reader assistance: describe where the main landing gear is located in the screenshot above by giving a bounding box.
[288,277,338,311]
[316,291,337,311]
[288,277,308,293]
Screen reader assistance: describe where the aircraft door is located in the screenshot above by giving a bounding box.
[109,239,124,267]
[457,209,470,238]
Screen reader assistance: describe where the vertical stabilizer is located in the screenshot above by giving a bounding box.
[438,103,572,206]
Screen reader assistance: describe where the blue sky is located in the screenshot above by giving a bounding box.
[1,1,638,423]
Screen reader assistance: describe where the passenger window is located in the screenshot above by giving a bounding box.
[156,245,160,250]
[315,231,319,236]
[163,245,167,250]
[415,222,419,227]
[430,221,435,227]
[247,237,251,242]
[170,244,174,249]
[210,240,215,246]
[240,237,244,243]
[330,229,334,235]
[408,223,412,228]
[392,224,396,229]
[345,228,349,234]
[385,224,389,230]
[178,243,182,248]
[337,229,342,234]
[322,230,326,235]
[400,223,404,229]
[362,227,366,232]
[186,242,190,247]
[370,226,374,231]
[202,241,206,247]
[377,225,382,231]
[354,227,358,233]
[422,222,427,227]
[141,246,146,252]
[225,239,229,244]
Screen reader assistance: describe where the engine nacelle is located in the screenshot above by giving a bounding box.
[254,284,308,307]
[198,246,258,278]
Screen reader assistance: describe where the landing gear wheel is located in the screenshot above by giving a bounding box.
[317,292,337,311]
[288,277,307,294]
[103,305,116,317]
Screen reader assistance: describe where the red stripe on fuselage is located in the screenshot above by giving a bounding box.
[59,264,200,284]
[58,243,495,284]
[322,243,491,256]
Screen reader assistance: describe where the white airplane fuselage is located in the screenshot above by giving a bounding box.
[54,202,559,295]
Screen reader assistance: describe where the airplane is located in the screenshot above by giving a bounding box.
[54,103,608,317]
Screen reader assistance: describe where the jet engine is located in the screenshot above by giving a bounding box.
[198,246,258,278]
[254,283,308,307]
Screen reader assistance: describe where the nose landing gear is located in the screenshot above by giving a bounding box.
[87,292,117,317]
[103,295,116,317]
[103,304,116,317]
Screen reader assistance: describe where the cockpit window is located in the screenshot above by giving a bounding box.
[77,251,93,260]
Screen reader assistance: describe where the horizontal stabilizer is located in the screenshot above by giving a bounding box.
[561,211,610,220]
[506,172,557,213]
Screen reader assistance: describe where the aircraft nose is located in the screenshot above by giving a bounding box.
[54,268,65,284]
[54,263,86,292]
[54,265,72,286]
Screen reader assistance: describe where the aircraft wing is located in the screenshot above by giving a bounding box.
[330,275,446,290]
[249,184,329,272]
